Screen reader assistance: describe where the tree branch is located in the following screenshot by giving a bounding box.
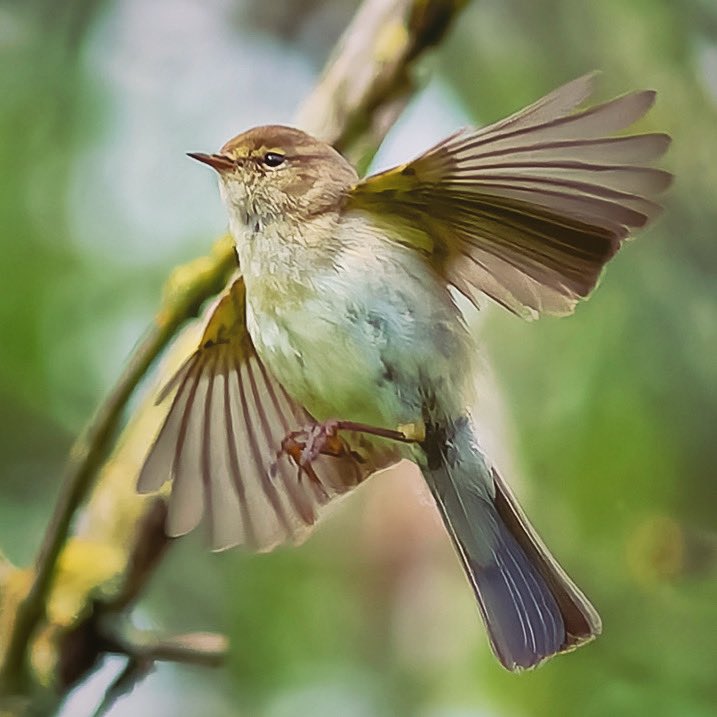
[0,241,236,692]
[0,0,468,706]
[297,0,467,171]
[88,629,228,717]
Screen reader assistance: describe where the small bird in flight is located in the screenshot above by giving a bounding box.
[138,74,670,670]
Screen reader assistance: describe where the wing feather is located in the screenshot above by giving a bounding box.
[167,353,208,537]
[204,358,245,549]
[236,357,293,541]
[221,351,258,548]
[440,90,658,158]
[470,72,598,136]
[447,133,671,166]
[251,360,318,525]
[350,75,671,318]
[138,276,391,551]
[137,352,198,493]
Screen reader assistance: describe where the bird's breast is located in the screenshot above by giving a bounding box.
[242,218,474,427]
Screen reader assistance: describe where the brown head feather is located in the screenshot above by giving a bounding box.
[219,125,346,165]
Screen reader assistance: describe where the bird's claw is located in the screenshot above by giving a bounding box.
[273,421,353,497]
[273,419,419,493]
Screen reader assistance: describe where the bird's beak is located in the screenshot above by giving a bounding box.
[187,152,236,172]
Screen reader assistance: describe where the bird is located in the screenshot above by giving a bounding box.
[137,73,671,670]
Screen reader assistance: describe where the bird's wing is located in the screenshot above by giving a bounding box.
[138,275,394,551]
[347,73,671,319]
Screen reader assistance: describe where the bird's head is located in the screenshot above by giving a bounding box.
[189,125,358,228]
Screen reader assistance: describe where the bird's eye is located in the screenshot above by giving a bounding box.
[262,152,286,168]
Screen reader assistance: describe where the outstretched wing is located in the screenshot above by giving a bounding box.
[138,276,392,551]
[348,73,671,318]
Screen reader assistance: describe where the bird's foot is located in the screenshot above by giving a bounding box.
[276,419,419,491]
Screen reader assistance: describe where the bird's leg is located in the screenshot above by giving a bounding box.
[277,419,421,488]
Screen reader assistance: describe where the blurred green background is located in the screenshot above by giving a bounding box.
[1,0,716,715]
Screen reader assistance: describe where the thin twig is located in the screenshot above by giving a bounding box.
[90,631,228,717]
[90,657,151,717]
[111,631,229,668]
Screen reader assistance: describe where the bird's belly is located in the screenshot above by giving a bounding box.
[248,300,410,427]
[246,261,472,430]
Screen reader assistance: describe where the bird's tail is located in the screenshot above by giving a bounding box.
[419,417,601,670]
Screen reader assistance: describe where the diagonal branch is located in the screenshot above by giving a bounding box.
[0,0,468,700]
[298,0,467,171]
[0,243,236,691]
